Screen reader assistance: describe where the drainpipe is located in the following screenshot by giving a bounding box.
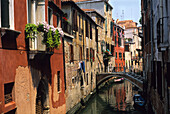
[62,37,66,90]
[61,14,66,90]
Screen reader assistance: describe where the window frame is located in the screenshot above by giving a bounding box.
[86,48,89,61]
[1,0,14,29]
[57,71,60,92]
[70,44,74,63]
[48,7,53,25]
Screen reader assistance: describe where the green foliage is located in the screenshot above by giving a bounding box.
[53,30,61,48]
[25,23,38,39]
[139,17,142,24]
[25,23,62,49]
[37,24,44,32]
[46,29,53,48]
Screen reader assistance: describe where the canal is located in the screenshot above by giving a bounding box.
[77,79,145,114]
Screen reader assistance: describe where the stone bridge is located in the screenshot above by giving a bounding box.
[96,72,144,90]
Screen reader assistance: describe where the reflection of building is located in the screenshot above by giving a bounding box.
[117,20,143,74]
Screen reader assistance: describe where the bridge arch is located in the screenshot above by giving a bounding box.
[96,73,143,91]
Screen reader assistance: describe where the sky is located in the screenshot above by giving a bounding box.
[109,0,141,25]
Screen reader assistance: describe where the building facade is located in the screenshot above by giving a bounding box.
[141,0,170,113]
[117,20,143,74]
[0,0,66,114]
[61,1,97,113]
[113,20,125,72]
[74,0,115,72]
[82,9,105,73]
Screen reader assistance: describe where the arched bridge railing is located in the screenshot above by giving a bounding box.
[96,72,144,90]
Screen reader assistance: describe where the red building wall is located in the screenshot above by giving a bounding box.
[112,20,125,72]
[0,0,65,113]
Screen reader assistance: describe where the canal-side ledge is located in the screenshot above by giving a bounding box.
[66,89,97,114]
[66,78,114,114]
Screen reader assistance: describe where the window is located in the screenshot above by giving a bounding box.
[93,49,95,62]
[79,46,82,60]
[86,48,89,61]
[86,73,88,85]
[85,20,89,37]
[1,0,9,28]
[119,53,122,59]
[70,44,74,63]
[4,82,14,104]
[157,19,161,45]
[123,53,125,59]
[79,14,81,34]
[101,44,104,54]
[1,0,14,28]
[96,29,98,53]
[57,14,60,27]
[105,18,107,32]
[106,4,108,11]
[48,7,53,25]
[72,9,78,31]
[82,17,84,35]
[116,52,117,59]
[90,23,92,39]
[57,71,60,91]
[114,26,116,31]
[118,38,121,46]
[115,36,117,46]
[111,45,114,56]
[110,21,113,37]
[90,48,94,62]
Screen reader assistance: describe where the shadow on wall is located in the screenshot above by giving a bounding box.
[28,54,52,88]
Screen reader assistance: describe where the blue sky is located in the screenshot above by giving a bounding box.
[109,0,141,25]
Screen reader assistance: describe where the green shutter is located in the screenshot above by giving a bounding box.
[110,21,113,36]
[105,19,107,31]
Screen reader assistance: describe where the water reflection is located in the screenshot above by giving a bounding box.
[78,80,143,114]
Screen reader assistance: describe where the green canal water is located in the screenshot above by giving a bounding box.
[77,80,145,114]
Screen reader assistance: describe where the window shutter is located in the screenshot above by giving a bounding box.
[75,10,78,31]
[1,0,10,28]
[105,19,107,31]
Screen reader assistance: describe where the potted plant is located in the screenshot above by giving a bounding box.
[25,22,64,51]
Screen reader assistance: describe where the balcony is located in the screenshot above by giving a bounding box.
[62,20,72,35]
[0,28,21,49]
[28,32,54,59]
[25,23,63,59]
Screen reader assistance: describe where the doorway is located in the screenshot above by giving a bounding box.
[36,78,50,114]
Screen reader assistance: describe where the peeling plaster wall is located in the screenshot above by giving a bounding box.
[15,66,35,114]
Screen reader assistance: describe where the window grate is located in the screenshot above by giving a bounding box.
[4,82,14,104]
[5,93,12,104]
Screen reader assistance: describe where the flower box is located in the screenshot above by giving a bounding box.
[25,22,64,52]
